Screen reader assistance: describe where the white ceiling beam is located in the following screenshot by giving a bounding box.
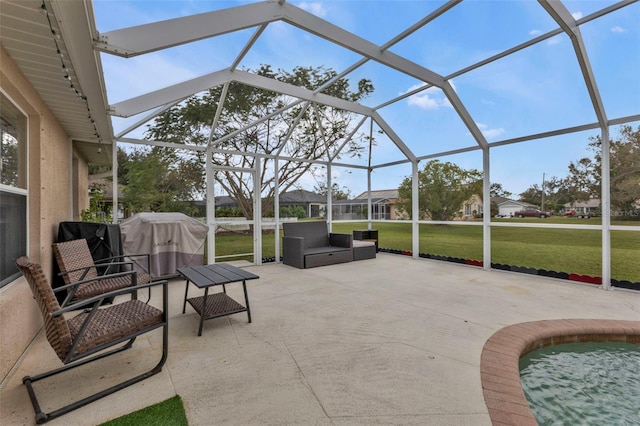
[111,69,374,119]
[115,100,183,139]
[441,82,488,149]
[371,111,416,163]
[207,82,230,145]
[96,1,447,89]
[231,24,267,71]
[275,102,311,156]
[210,99,305,148]
[94,2,282,57]
[233,71,374,115]
[380,0,462,50]
[538,0,608,127]
[281,4,446,87]
[110,69,234,117]
[374,83,435,111]
[329,115,368,163]
[117,137,206,151]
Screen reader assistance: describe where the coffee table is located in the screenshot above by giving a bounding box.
[178,263,259,336]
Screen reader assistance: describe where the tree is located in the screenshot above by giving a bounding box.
[396,160,483,220]
[490,183,512,199]
[145,65,374,219]
[81,182,112,223]
[519,176,564,209]
[561,125,639,214]
[314,181,352,200]
[120,147,203,216]
[518,184,542,206]
[590,125,640,214]
[564,157,598,205]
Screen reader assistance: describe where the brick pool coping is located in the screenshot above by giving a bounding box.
[480,319,640,425]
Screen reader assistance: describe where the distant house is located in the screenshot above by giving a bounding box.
[564,199,601,215]
[280,189,327,218]
[89,177,126,220]
[496,199,532,217]
[461,194,483,220]
[332,189,406,220]
[208,189,328,218]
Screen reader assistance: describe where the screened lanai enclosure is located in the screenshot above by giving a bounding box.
[5,0,638,288]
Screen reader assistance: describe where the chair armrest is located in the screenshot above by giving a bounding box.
[329,233,352,248]
[54,269,138,308]
[52,278,168,317]
[95,253,152,275]
[59,261,135,278]
[282,236,305,268]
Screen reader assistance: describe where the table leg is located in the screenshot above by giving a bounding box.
[198,287,209,336]
[242,280,252,323]
[182,279,190,314]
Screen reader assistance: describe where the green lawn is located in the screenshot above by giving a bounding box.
[100,395,188,426]
[212,220,640,282]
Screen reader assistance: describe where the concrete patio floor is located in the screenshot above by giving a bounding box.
[2,253,639,425]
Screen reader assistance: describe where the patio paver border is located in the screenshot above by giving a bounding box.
[480,319,640,425]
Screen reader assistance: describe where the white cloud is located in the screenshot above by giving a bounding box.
[547,35,562,45]
[103,55,198,104]
[477,123,505,139]
[571,11,583,20]
[403,83,452,110]
[297,2,327,18]
[611,26,627,33]
[529,29,541,36]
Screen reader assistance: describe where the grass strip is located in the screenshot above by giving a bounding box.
[211,220,639,282]
[99,395,188,426]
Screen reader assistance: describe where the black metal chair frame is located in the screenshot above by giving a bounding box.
[18,265,169,424]
[56,260,139,306]
[53,238,157,305]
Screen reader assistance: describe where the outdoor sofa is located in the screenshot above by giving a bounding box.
[282,221,353,268]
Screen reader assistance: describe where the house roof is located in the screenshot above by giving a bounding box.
[496,199,530,207]
[354,189,399,200]
[565,198,601,208]
[333,198,389,205]
[280,190,326,204]
[490,196,511,205]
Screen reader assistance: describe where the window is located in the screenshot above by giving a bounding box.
[1,92,27,287]
[464,204,472,216]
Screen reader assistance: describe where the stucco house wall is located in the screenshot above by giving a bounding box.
[0,46,87,381]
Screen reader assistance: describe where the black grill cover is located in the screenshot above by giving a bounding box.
[53,221,123,301]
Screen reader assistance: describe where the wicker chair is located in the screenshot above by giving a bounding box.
[53,238,154,305]
[15,256,168,424]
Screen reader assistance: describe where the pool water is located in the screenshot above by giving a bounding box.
[519,342,640,425]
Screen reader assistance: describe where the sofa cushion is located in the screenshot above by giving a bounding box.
[283,222,329,249]
[304,246,351,256]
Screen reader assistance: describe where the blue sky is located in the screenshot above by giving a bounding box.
[93,0,639,198]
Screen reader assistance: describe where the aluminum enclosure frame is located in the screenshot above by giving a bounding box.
[86,0,639,289]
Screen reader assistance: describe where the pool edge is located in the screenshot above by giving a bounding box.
[480,319,640,425]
